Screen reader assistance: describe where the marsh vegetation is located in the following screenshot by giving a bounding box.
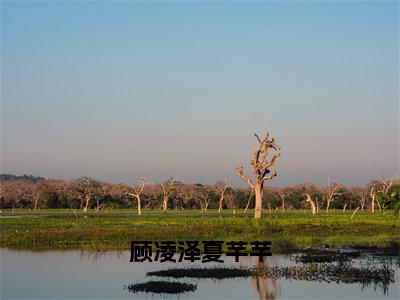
[1,209,398,252]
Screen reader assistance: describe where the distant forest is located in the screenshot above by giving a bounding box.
[0,174,399,212]
[0,174,45,183]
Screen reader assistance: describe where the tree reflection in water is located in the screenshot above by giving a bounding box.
[79,250,126,262]
[241,256,281,300]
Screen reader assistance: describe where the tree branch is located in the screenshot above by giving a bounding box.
[262,171,277,182]
[237,166,255,189]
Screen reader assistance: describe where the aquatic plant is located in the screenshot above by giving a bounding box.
[148,267,253,279]
[124,280,196,294]
[291,248,360,263]
[147,263,395,294]
[268,263,394,294]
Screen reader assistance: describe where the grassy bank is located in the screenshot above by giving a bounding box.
[0,209,398,252]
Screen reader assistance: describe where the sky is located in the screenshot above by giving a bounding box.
[1,1,399,187]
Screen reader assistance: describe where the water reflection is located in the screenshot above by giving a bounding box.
[78,249,126,262]
[241,256,281,300]
[1,249,399,299]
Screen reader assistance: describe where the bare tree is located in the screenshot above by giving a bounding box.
[237,133,281,219]
[378,175,397,194]
[277,186,291,212]
[193,184,212,212]
[367,176,394,213]
[325,180,340,211]
[352,186,368,210]
[32,180,61,210]
[175,183,194,210]
[160,177,176,212]
[128,177,147,215]
[369,175,398,212]
[216,178,230,213]
[95,183,107,212]
[225,192,237,215]
[70,177,102,215]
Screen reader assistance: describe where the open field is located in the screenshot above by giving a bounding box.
[0,209,398,252]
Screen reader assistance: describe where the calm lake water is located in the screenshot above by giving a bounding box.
[1,249,399,300]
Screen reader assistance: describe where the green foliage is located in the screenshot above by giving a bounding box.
[38,191,59,209]
[332,188,358,209]
[380,190,400,218]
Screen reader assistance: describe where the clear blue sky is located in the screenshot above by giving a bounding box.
[1,1,398,186]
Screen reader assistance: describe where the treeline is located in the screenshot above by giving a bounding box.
[0,174,45,183]
[0,175,399,212]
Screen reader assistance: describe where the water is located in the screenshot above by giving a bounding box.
[1,249,398,300]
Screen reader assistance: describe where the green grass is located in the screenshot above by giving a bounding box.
[0,209,398,252]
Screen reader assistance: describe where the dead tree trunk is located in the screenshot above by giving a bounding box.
[34,196,39,211]
[82,195,91,213]
[376,200,382,212]
[200,195,210,212]
[370,186,376,213]
[351,207,360,219]
[325,181,340,211]
[244,190,255,212]
[305,193,316,215]
[129,177,146,216]
[217,178,229,213]
[315,197,321,213]
[359,189,367,210]
[237,133,281,219]
[254,181,263,218]
[95,199,103,212]
[160,177,176,212]
[279,193,285,211]
[135,195,141,215]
